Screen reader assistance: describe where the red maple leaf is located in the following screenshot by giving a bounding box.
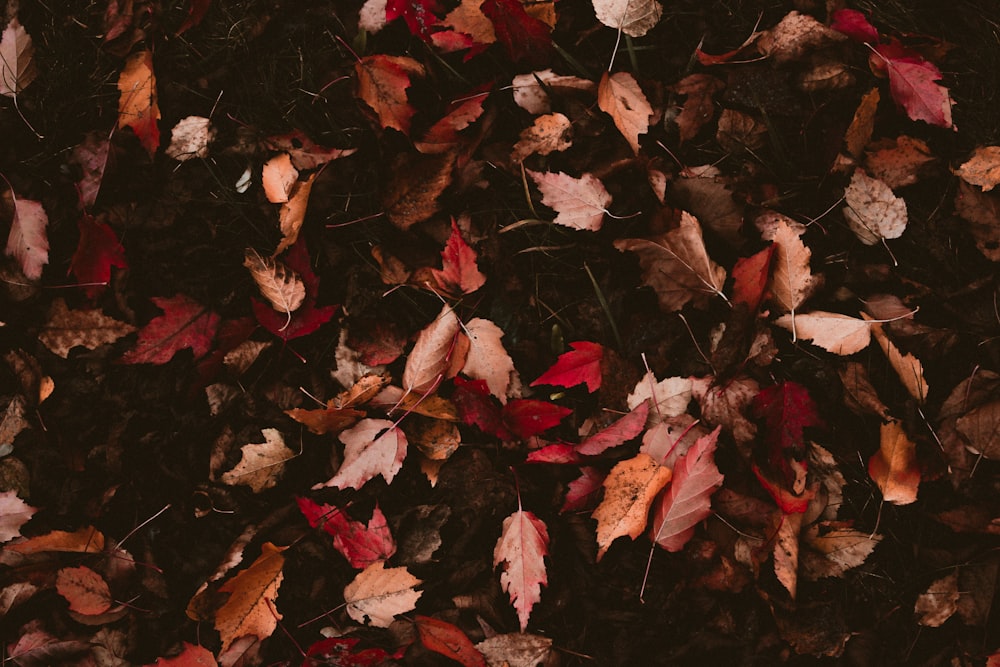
[830,9,879,43]
[301,637,407,667]
[479,0,552,66]
[431,218,486,297]
[575,401,649,456]
[252,237,337,341]
[530,341,604,393]
[119,295,220,365]
[386,0,440,42]
[503,399,572,438]
[876,45,954,129]
[561,467,605,512]
[297,498,395,569]
[453,376,512,440]
[751,381,821,505]
[69,214,128,300]
[730,245,774,312]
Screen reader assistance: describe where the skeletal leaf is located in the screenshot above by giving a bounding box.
[243,249,305,330]
[843,169,908,245]
[598,71,652,155]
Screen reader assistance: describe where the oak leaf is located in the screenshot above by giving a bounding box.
[355,55,425,134]
[296,498,396,569]
[404,304,462,395]
[598,71,652,154]
[5,195,48,280]
[220,429,294,493]
[615,211,727,311]
[119,295,220,365]
[69,214,128,299]
[215,542,286,653]
[462,318,515,402]
[956,146,1000,192]
[774,311,871,355]
[315,419,408,490]
[343,561,422,627]
[592,0,662,38]
[244,249,306,329]
[117,50,160,156]
[527,170,612,231]
[494,503,549,631]
[0,490,36,543]
[38,298,137,358]
[0,17,37,96]
[843,169,908,245]
[650,427,724,552]
[592,453,672,560]
[531,341,603,393]
[863,313,928,403]
[416,615,487,667]
[55,565,112,615]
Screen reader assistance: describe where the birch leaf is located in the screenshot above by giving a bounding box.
[527,170,611,231]
[0,17,37,96]
[598,71,652,155]
[774,311,871,355]
[592,0,662,38]
[344,561,422,627]
[5,196,48,280]
[868,419,920,505]
[403,304,462,395]
[843,169,908,245]
[243,249,305,330]
[863,314,928,403]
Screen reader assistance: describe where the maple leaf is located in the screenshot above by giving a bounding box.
[593,453,672,560]
[842,169,908,245]
[530,341,603,393]
[344,561,422,627]
[526,443,583,464]
[592,0,662,37]
[731,246,774,311]
[220,429,295,493]
[0,490,36,543]
[316,419,408,490]
[117,50,160,156]
[0,16,37,97]
[416,615,487,667]
[598,71,652,155]
[386,0,440,42]
[868,419,920,505]
[751,381,821,505]
[453,376,513,440]
[650,427,724,552]
[615,211,727,311]
[830,9,880,44]
[355,55,425,134]
[527,170,612,231]
[297,498,396,568]
[215,542,286,653]
[462,318,515,402]
[431,218,487,296]
[404,304,463,395]
[251,237,336,341]
[69,214,128,299]
[119,295,220,365]
[503,399,571,438]
[480,0,552,65]
[38,298,137,358]
[774,311,871,355]
[55,565,112,615]
[5,195,48,281]
[956,146,1000,192]
[494,502,549,631]
[511,112,573,163]
[576,401,649,456]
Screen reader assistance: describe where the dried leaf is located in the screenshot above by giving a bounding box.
[404,304,462,395]
[843,169,908,245]
[838,362,891,420]
[355,55,425,134]
[868,419,920,505]
[69,214,128,300]
[755,11,846,64]
[119,295,220,365]
[276,173,316,255]
[386,0,440,42]
[598,71,652,155]
[38,298,137,358]
[843,87,880,161]
[511,69,594,115]
[264,130,358,171]
[766,212,819,327]
[0,17,36,96]
[117,50,160,156]
[315,418,408,491]
[592,453,672,560]
[800,522,880,580]
[165,115,214,161]
[668,166,745,246]
[416,616,487,667]
[215,542,286,653]
[880,48,954,129]
[627,372,692,420]
[774,512,802,598]
[416,92,488,154]
[383,150,455,230]
[462,318,515,402]
[494,505,549,631]
[475,633,553,667]
[251,237,336,341]
[285,403,364,436]
[592,0,662,38]
[220,429,294,493]
[0,490,36,543]
[5,196,48,281]
[956,146,1000,192]
[431,218,487,297]
[716,108,766,152]
[561,467,605,512]
[954,400,1000,459]
[615,211,727,311]
[915,571,959,627]
[243,249,306,329]
[865,135,935,189]
[774,311,871,355]
[297,498,396,569]
[576,401,648,456]
[55,565,111,615]
[148,642,218,667]
[479,0,552,66]
[690,375,759,445]
[863,313,928,403]
[511,112,573,162]
[343,561,422,627]
[527,169,612,231]
[261,153,298,204]
[954,181,1000,262]
[669,74,724,143]
[531,341,603,393]
[71,134,111,209]
[4,526,105,555]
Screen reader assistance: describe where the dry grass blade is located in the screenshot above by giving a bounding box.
[244,249,306,331]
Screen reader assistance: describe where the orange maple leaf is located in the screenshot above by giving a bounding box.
[117,50,160,156]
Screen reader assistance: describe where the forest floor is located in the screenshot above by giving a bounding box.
[2,0,1000,665]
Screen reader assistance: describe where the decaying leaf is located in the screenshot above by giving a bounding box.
[842,169,908,245]
[954,400,1000,460]
[343,561,421,627]
[668,165,745,247]
[261,153,298,204]
[863,314,928,403]
[956,146,1000,192]
[598,71,652,155]
[800,522,880,580]
[914,571,959,627]
[5,195,48,281]
[868,419,920,505]
[865,135,935,189]
[383,150,455,230]
[416,91,488,154]
[592,0,662,37]
[215,542,286,653]
[38,299,137,358]
[774,311,871,355]
[220,429,295,493]
[494,503,549,631]
[416,615,487,667]
[592,453,672,560]
[774,511,802,598]
[165,115,214,161]
[843,87,880,161]
[954,180,1000,262]
[511,112,573,162]
[355,54,425,134]
[527,169,612,231]
[243,249,306,329]
[316,418,408,490]
[669,74,725,143]
[117,50,160,156]
[627,372,692,421]
[0,16,37,96]
[119,295,220,365]
[476,633,553,667]
[755,11,846,64]
[3,526,105,556]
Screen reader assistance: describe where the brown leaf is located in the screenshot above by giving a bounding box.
[774,512,802,599]
[383,151,455,230]
[0,490,36,543]
[868,419,920,505]
[510,112,573,162]
[864,135,935,189]
[954,180,1000,261]
[598,71,652,155]
[4,526,105,555]
[355,54,425,134]
[716,108,766,152]
[243,249,306,329]
[956,146,1000,192]
[799,522,880,580]
[592,0,662,37]
[764,212,819,324]
[286,404,364,436]
[690,375,759,445]
[615,211,727,311]
[669,74,724,143]
[476,633,553,667]
[668,165,744,246]
[404,305,462,395]
[220,429,295,493]
[914,571,959,627]
[527,169,611,231]
[55,565,112,615]
[164,115,214,161]
[592,453,672,560]
[954,400,1000,459]
[863,314,928,403]
[343,561,422,627]
[215,542,286,653]
[755,11,846,64]
[0,16,36,96]
[842,169,908,245]
[774,311,871,355]
[408,417,461,461]
[276,173,316,255]
[38,299,136,358]
[838,362,891,420]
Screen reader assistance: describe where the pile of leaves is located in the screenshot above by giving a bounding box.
[2,0,1000,664]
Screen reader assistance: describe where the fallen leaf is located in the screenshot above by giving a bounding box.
[526,443,583,464]
[863,314,928,403]
[864,135,935,189]
[842,87,880,161]
[69,214,128,299]
[716,108,766,152]
[70,133,111,209]
[838,362,891,420]
[220,429,294,493]
[561,467,605,512]
[296,498,396,569]
[752,381,821,508]
[843,169,908,245]
[592,0,662,37]
[774,512,802,598]
[416,91,488,154]
[731,246,774,311]
[285,403,364,436]
[416,616,487,667]
[510,112,573,162]
[954,400,1000,460]
[691,375,759,445]
[915,571,959,627]
[765,212,819,332]
[301,636,405,667]
[0,16,37,96]
[480,0,552,65]
[755,11,846,64]
[462,318,515,402]
[439,0,495,46]
[386,0,440,42]
[276,173,316,255]
[355,54,425,134]
[510,69,595,115]
[5,195,48,281]
[650,427,724,552]
[452,376,513,440]
[262,153,298,204]
[251,237,336,341]
[383,150,455,230]
[879,47,954,129]
[264,130,358,171]
[774,311,871,355]
[176,0,212,35]
[55,565,112,615]
[592,453,672,560]
[494,503,549,631]
[956,146,1000,192]
[954,181,1000,262]
[598,71,652,154]
[117,50,160,156]
[38,298,137,358]
[0,490,36,543]
[343,561,422,627]
[668,165,745,246]
[800,522,880,580]
[615,211,727,311]
[215,542,286,653]
[502,399,571,438]
[868,419,920,505]
[404,304,462,395]
[165,115,214,161]
[431,218,487,297]
[476,633,553,667]
[626,372,692,420]
[317,419,408,490]
[244,249,306,328]
[3,526,105,555]
[669,74,725,143]
[830,8,880,43]
[148,641,218,667]
[527,169,612,231]
[119,295,220,365]
[576,401,648,455]
[531,341,603,393]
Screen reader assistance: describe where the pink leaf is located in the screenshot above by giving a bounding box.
[5,196,48,280]
[314,419,408,490]
[880,52,954,129]
[297,498,396,569]
[431,218,486,296]
[576,401,649,456]
[119,295,220,365]
[526,443,582,464]
[252,237,337,341]
[561,467,605,512]
[650,427,724,552]
[530,341,603,393]
[830,9,879,43]
[494,506,549,631]
[69,214,127,300]
[502,399,571,438]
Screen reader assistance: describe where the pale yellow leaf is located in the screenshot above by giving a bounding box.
[527,169,611,231]
[461,318,515,403]
[598,71,652,155]
[220,429,294,493]
[592,453,672,560]
[592,0,663,37]
[774,311,871,355]
[843,169,908,245]
[343,561,422,627]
